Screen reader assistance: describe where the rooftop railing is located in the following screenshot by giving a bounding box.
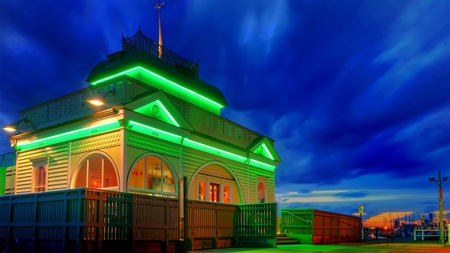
[122,29,199,78]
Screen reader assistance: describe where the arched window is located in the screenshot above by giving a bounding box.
[258,182,266,203]
[73,153,118,189]
[128,155,176,196]
[30,157,48,192]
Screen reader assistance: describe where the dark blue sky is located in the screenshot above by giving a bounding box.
[0,0,449,225]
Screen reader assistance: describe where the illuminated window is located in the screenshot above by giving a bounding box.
[30,157,48,193]
[223,186,230,203]
[258,182,265,203]
[129,155,176,196]
[198,181,205,200]
[34,165,47,192]
[210,183,219,202]
[196,176,233,203]
[74,153,118,189]
[257,177,268,203]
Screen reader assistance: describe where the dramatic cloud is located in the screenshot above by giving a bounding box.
[1,0,449,224]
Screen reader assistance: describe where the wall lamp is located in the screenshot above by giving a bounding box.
[88,88,117,106]
[2,116,29,132]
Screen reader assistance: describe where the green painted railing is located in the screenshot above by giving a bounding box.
[236,202,278,248]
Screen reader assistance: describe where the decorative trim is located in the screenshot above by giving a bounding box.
[71,133,121,154]
[127,133,179,157]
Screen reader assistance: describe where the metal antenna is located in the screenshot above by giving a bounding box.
[155,1,164,59]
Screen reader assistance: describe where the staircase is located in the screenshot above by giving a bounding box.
[276,233,300,245]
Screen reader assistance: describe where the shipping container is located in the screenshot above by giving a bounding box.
[279,208,361,244]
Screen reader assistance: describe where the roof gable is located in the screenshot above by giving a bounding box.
[124,91,193,131]
[249,137,281,162]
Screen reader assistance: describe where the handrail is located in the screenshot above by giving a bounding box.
[413,229,448,241]
[281,210,313,224]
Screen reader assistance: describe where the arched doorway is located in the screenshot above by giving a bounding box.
[127,154,177,197]
[189,161,244,204]
[72,152,119,190]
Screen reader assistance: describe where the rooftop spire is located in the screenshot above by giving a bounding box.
[155,1,164,59]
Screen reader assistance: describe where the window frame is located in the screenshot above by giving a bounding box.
[30,157,48,193]
[128,155,177,197]
[196,174,233,203]
[257,176,268,203]
[72,153,119,190]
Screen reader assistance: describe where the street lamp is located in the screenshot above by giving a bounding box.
[429,171,448,244]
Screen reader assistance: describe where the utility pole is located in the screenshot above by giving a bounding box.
[429,171,448,244]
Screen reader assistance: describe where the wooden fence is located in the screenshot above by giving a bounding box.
[187,200,236,250]
[0,188,277,252]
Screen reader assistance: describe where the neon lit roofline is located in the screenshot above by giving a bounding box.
[156,100,179,127]
[184,138,248,163]
[15,120,275,171]
[261,143,274,160]
[91,66,139,85]
[128,120,182,141]
[16,121,120,150]
[91,66,225,108]
[249,159,276,170]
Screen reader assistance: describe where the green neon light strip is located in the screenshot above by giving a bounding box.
[16,120,275,171]
[184,138,248,163]
[249,159,276,170]
[156,100,179,127]
[16,121,120,151]
[261,143,274,160]
[92,66,140,85]
[129,120,182,144]
[91,66,225,108]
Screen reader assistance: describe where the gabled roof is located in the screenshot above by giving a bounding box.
[122,90,194,132]
[248,136,281,162]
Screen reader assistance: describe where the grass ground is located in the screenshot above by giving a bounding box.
[189,236,449,253]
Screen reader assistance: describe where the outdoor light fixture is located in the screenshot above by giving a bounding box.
[88,88,117,106]
[2,116,29,132]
